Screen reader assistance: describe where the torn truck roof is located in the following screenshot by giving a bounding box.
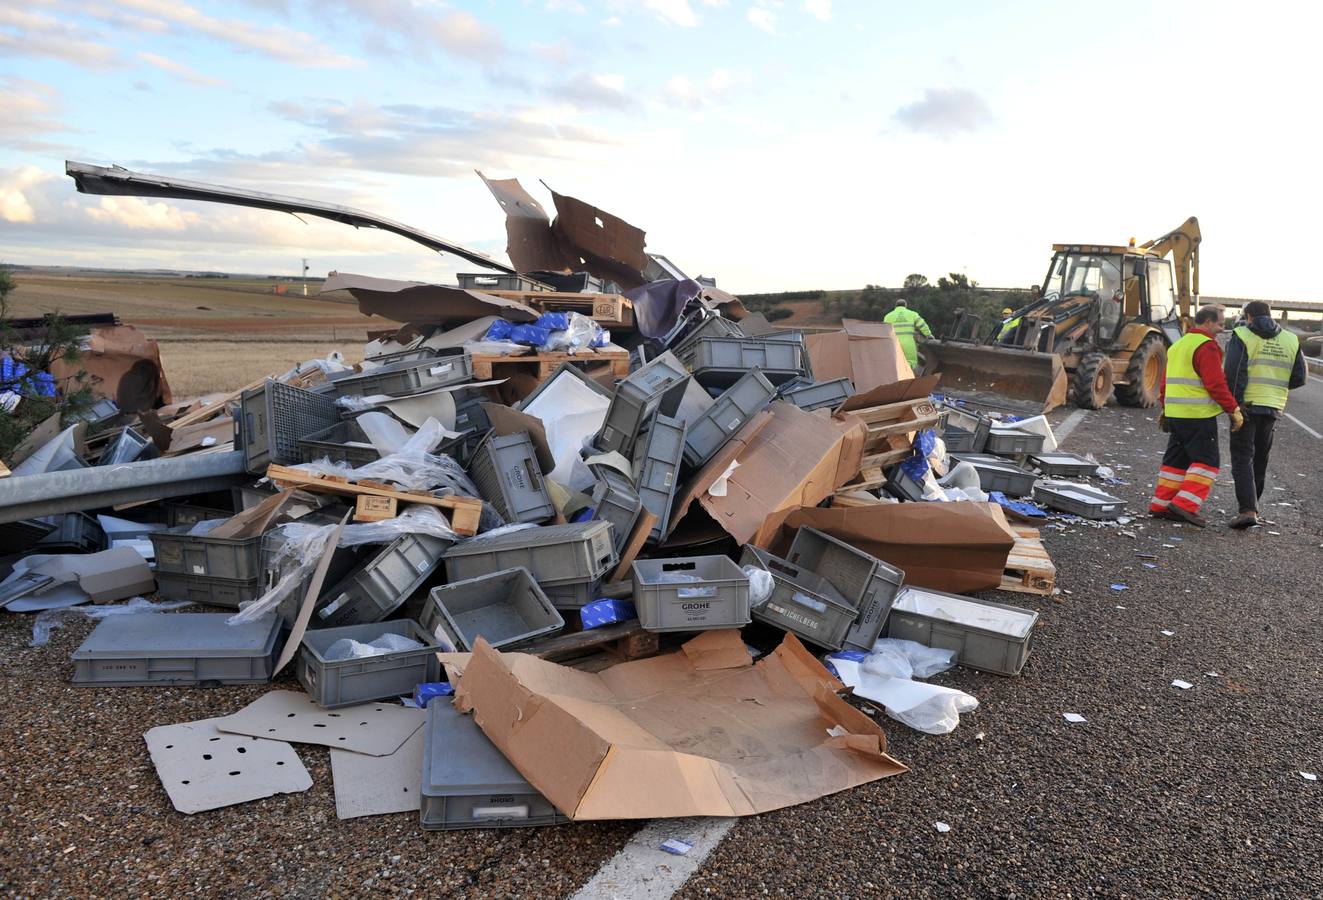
[320,272,540,326]
[65,161,515,274]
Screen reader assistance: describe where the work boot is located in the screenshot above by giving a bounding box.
[1168,505,1208,528]
[1150,507,1179,521]
[1229,512,1260,529]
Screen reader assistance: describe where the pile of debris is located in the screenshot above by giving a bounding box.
[0,169,1133,830]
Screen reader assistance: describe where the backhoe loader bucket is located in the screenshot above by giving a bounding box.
[922,341,1068,415]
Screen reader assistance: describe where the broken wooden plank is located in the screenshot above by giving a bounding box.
[608,508,658,583]
[265,464,482,536]
[999,526,1056,595]
[522,618,658,664]
[168,376,267,430]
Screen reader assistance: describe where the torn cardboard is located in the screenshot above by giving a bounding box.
[0,547,155,609]
[454,630,906,820]
[216,691,425,757]
[322,272,539,326]
[780,502,1018,594]
[329,726,425,820]
[806,324,914,394]
[691,402,866,548]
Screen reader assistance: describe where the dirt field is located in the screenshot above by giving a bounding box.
[8,273,380,398]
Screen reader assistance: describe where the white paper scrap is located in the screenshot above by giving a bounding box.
[1171,679,1193,690]
[1161,630,1175,636]
[1300,772,1318,782]
[934,822,951,833]
[1062,713,1086,724]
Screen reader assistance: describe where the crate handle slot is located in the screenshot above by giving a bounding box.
[766,559,802,578]
[523,458,544,491]
[474,804,529,819]
[661,562,697,572]
[788,591,828,614]
[677,586,717,599]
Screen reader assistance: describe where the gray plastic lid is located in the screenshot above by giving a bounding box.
[71,613,280,659]
[422,701,537,798]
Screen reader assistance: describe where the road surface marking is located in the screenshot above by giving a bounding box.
[570,817,738,900]
[1284,412,1322,439]
[1053,409,1088,446]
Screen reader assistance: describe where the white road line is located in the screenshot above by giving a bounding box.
[1052,408,1088,447]
[1284,412,1323,439]
[570,817,738,900]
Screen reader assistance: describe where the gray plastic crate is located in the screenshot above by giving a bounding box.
[315,533,452,628]
[421,568,563,652]
[444,521,616,591]
[1029,452,1099,478]
[886,586,1038,676]
[421,701,568,830]
[1032,481,1127,519]
[296,619,442,709]
[517,361,613,412]
[240,379,340,475]
[942,408,991,453]
[333,354,473,400]
[0,518,57,552]
[985,427,1046,456]
[467,431,555,524]
[363,346,439,366]
[786,526,904,652]
[540,579,602,609]
[588,465,642,556]
[672,314,744,356]
[883,464,927,502]
[779,377,855,412]
[452,388,492,436]
[34,513,104,553]
[632,555,751,632]
[678,337,806,387]
[949,453,1038,497]
[164,503,233,528]
[741,546,856,650]
[595,351,689,456]
[297,418,382,467]
[72,613,280,686]
[151,523,265,580]
[154,571,265,609]
[457,272,551,292]
[100,426,156,465]
[681,368,776,468]
[631,412,687,543]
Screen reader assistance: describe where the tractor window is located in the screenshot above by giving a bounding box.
[1042,254,1067,299]
[1147,259,1176,320]
[1063,254,1122,298]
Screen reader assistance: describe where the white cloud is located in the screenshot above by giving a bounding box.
[646,0,699,27]
[0,166,44,223]
[892,87,994,138]
[137,51,226,87]
[111,0,360,67]
[551,73,632,111]
[0,77,72,152]
[804,0,830,22]
[84,196,200,231]
[602,15,622,26]
[663,68,747,110]
[0,5,122,69]
[747,6,776,32]
[546,0,587,11]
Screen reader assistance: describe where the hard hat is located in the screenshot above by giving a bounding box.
[1002,307,1013,316]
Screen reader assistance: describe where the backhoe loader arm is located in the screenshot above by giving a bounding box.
[1139,216,1201,319]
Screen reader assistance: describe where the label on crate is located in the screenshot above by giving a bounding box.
[727,416,742,431]
[766,602,819,632]
[429,363,454,376]
[192,564,205,575]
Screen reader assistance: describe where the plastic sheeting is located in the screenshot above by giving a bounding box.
[830,656,978,735]
[31,596,192,646]
[323,632,424,661]
[518,368,611,492]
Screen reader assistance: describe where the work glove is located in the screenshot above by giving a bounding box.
[1230,408,1245,432]
[1157,413,1167,433]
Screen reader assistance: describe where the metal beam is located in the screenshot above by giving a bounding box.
[0,451,248,523]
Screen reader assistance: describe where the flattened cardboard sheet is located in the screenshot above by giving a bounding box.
[145,717,311,814]
[329,727,425,819]
[215,691,425,757]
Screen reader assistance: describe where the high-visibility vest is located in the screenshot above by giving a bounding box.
[998,316,1021,340]
[1235,325,1299,410]
[1164,333,1222,418]
[883,307,929,365]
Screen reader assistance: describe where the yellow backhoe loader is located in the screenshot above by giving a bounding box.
[924,217,1201,413]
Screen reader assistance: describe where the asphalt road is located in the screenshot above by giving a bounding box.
[2,388,1320,898]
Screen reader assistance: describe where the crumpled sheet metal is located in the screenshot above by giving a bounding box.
[477,172,649,291]
[321,272,539,326]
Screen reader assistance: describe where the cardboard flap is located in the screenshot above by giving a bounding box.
[839,374,942,413]
[480,402,556,476]
[680,630,754,671]
[665,409,774,538]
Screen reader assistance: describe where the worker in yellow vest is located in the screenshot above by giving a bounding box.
[1223,301,1306,528]
[1150,306,1244,527]
[883,300,933,369]
[997,307,1021,343]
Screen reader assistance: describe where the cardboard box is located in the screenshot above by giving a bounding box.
[780,501,1018,594]
[688,402,866,548]
[454,630,906,820]
[805,319,915,395]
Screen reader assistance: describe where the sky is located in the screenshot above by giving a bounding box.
[1,0,1320,298]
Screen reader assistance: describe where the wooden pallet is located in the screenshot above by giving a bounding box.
[468,348,630,382]
[521,618,660,671]
[264,464,483,536]
[487,290,635,329]
[1000,526,1056,595]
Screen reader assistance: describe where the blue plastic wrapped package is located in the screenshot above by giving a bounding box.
[413,682,455,708]
[989,490,1047,518]
[580,598,637,630]
[899,451,930,483]
[484,319,515,342]
[914,429,937,459]
[535,312,571,332]
[508,324,552,346]
[570,506,595,523]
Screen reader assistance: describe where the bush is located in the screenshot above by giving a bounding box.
[764,307,794,322]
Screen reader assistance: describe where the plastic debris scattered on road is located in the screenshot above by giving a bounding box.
[1160,630,1175,636]
[1062,713,1086,723]
[1171,679,1193,690]
[660,838,694,856]
[934,822,951,833]
[1301,772,1318,782]
[1110,584,1127,592]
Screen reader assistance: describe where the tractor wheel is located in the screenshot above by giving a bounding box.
[1115,334,1166,408]
[1071,352,1113,409]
